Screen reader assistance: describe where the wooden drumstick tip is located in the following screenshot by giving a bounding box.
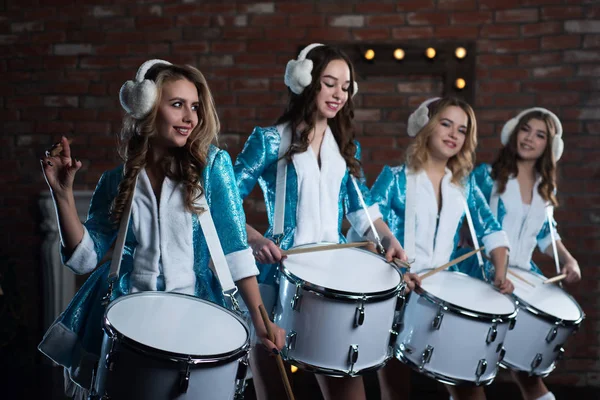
[543,273,567,285]
[257,304,295,400]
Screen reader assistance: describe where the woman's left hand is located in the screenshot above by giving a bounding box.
[256,321,286,354]
[562,258,582,283]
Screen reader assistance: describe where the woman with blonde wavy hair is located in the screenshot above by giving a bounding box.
[38,59,284,398]
[354,96,513,400]
[461,108,581,400]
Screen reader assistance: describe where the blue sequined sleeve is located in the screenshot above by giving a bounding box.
[467,180,509,255]
[234,126,268,200]
[209,149,259,281]
[472,163,493,202]
[370,165,397,225]
[344,141,383,234]
[62,168,122,274]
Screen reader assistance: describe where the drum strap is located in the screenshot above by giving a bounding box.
[350,175,384,253]
[546,206,561,276]
[404,169,417,263]
[273,123,292,242]
[107,174,138,283]
[462,197,485,269]
[196,196,239,308]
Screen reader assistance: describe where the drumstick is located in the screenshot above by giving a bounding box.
[393,258,411,269]
[482,253,536,288]
[420,246,485,280]
[48,138,73,157]
[281,241,371,256]
[507,269,536,287]
[543,273,567,285]
[258,304,295,400]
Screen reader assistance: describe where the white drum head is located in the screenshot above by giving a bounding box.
[510,267,582,322]
[106,292,247,356]
[282,244,401,293]
[419,271,516,316]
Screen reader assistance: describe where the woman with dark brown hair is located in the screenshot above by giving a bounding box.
[462,108,581,400]
[234,43,406,400]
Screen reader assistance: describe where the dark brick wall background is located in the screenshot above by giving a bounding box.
[0,0,598,387]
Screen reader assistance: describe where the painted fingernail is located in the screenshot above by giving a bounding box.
[46,160,53,166]
[272,348,279,355]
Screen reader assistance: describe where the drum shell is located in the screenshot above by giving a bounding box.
[501,306,577,375]
[94,293,249,400]
[395,275,516,385]
[274,270,401,376]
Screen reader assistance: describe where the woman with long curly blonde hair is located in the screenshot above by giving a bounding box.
[465,108,581,400]
[358,97,513,400]
[39,59,284,398]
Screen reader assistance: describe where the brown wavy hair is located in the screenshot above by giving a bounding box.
[111,63,220,223]
[491,111,558,206]
[276,45,361,177]
[405,97,478,185]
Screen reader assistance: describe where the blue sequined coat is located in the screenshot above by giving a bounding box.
[234,124,380,286]
[463,163,560,275]
[38,146,257,390]
[368,164,509,279]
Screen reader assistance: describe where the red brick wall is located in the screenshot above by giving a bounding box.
[1,0,598,384]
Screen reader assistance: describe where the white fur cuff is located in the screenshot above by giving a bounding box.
[481,230,510,256]
[63,227,98,275]
[346,204,383,237]
[226,247,259,282]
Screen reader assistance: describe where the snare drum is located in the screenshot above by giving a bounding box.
[93,292,250,400]
[395,271,517,385]
[501,267,584,376]
[273,244,404,376]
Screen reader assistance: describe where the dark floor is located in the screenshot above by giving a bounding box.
[4,364,600,399]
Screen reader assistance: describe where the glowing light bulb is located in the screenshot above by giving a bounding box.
[425,47,436,59]
[393,48,405,60]
[455,47,467,59]
[364,49,375,61]
[291,365,298,373]
[455,78,466,90]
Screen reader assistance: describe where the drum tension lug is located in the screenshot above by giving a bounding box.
[509,315,517,330]
[105,338,119,372]
[235,354,249,399]
[475,359,487,385]
[497,346,506,364]
[348,345,359,375]
[420,345,433,370]
[354,296,366,328]
[486,320,498,344]
[291,283,302,311]
[179,356,192,394]
[546,324,559,343]
[531,353,543,374]
[554,344,565,361]
[431,306,445,330]
[286,331,297,353]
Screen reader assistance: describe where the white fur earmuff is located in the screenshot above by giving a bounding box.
[284,43,358,97]
[407,97,441,137]
[500,107,564,161]
[119,59,172,119]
